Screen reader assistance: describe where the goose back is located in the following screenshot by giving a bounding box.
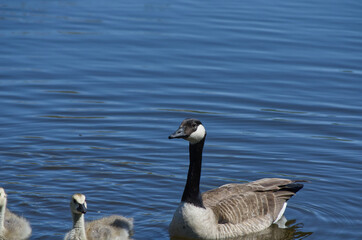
[85,215,133,240]
[201,178,303,237]
[3,209,32,240]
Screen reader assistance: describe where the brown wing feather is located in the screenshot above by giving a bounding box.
[202,178,303,225]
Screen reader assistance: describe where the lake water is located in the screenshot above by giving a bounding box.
[0,0,361,239]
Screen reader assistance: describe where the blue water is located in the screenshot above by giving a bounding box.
[1,0,361,239]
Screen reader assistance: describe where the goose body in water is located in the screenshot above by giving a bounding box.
[0,187,32,240]
[168,118,304,239]
[64,193,133,240]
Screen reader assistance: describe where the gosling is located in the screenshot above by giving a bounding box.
[0,187,32,240]
[64,193,133,240]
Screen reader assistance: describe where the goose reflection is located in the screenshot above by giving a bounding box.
[171,218,312,240]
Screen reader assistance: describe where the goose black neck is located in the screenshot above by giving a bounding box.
[181,137,205,208]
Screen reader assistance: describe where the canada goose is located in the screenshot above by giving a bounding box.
[0,187,32,240]
[64,193,133,240]
[168,118,304,239]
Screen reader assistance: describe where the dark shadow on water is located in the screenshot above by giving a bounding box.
[170,219,313,240]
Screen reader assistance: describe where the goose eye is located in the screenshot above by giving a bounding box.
[192,123,197,128]
[73,199,77,204]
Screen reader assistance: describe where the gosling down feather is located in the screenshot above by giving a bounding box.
[0,187,32,240]
[168,118,304,239]
[64,193,133,240]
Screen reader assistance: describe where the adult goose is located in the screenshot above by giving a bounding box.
[0,187,32,240]
[64,193,133,240]
[168,118,304,239]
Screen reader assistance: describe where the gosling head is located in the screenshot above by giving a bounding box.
[0,187,7,207]
[169,118,206,144]
[70,193,87,214]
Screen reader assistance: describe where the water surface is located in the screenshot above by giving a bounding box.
[0,0,361,239]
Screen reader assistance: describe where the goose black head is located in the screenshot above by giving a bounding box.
[70,193,87,214]
[169,118,206,144]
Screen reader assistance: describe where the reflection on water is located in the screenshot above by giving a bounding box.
[170,219,312,240]
[237,219,312,240]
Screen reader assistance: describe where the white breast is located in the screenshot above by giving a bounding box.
[169,202,217,239]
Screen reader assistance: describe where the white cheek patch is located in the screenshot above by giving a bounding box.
[186,124,206,144]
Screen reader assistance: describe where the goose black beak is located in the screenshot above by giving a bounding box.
[77,204,87,214]
[169,127,187,139]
